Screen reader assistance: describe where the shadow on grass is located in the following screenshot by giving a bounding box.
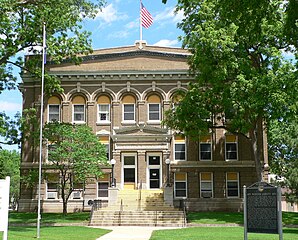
[187,212,243,224]
[283,228,298,234]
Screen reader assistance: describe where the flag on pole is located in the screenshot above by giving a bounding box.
[141,3,153,29]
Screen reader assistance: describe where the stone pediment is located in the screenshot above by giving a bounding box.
[114,125,168,135]
[112,125,171,143]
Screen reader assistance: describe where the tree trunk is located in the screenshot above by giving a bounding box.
[251,120,263,182]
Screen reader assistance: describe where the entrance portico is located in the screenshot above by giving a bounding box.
[112,125,171,190]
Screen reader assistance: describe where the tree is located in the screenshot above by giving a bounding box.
[0,149,20,207]
[43,122,108,215]
[0,0,104,146]
[268,117,298,203]
[163,0,298,181]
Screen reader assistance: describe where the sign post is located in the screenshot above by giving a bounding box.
[244,182,283,240]
[0,176,10,240]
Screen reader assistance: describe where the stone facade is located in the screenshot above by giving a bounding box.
[19,41,267,212]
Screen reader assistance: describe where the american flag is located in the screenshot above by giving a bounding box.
[141,3,153,29]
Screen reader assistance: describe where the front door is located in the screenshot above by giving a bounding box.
[123,155,136,189]
[148,155,162,189]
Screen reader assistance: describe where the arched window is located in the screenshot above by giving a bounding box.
[122,95,136,122]
[97,95,111,123]
[147,94,161,122]
[72,96,86,123]
[47,96,61,122]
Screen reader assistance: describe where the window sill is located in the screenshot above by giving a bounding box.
[121,121,136,125]
[147,120,161,124]
[72,121,86,125]
[225,159,238,161]
[96,121,111,126]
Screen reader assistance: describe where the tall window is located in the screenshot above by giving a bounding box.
[46,174,59,200]
[199,135,212,161]
[97,95,110,123]
[225,134,238,160]
[122,95,136,122]
[72,183,83,200]
[72,96,86,123]
[226,172,239,198]
[98,175,110,199]
[200,172,213,198]
[147,94,161,122]
[47,96,61,122]
[174,173,187,198]
[174,135,186,161]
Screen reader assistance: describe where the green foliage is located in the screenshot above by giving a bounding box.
[269,117,298,203]
[43,122,108,214]
[0,0,104,146]
[0,149,20,202]
[164,0,298,180]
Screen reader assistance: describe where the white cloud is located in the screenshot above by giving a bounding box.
[154,7,184,25]
[0,101,22,112]
[153,39,179,47]
[95,3,128,24]
[108,30,130,40]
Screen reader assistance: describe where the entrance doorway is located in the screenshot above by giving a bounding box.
[147,155,162,189]
[123,155,136,189]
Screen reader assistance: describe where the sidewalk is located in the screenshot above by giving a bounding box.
[95,226,182,240]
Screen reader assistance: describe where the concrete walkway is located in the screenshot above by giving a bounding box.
[95,226,182,240]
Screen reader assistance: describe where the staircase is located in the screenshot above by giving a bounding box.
[89,189,185,227]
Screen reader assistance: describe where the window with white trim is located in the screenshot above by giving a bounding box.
[72,96,86,123]
[225,134,238,160]
[47,96,61,122]
[174,136,186,161]
[122,95,136,123]
[72,183,83,200]
[174,173,187,198]
[47,183,58,199]
[98,104,110,122]
[200,172,213,198]
[97,95,111,123]
[123,104,135,121]
[148,103,160,121]
[199,135,212,161]
[98,174,110,199]
[226,172,239,198]
[73,105,85,122]
[99,136,110,161]
[48,105,60,122]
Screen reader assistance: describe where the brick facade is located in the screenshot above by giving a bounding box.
[19,41,267,212]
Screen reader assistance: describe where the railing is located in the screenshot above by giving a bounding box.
[182,198,187,227]
[138,180,142,211]
[90,199,102,223]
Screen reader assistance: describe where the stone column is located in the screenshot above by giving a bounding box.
[137,150,146,189]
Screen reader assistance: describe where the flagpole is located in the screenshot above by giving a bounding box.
[139,0,143,49]
[37,21,46,239]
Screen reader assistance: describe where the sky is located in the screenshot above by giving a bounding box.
[0,0,184,150]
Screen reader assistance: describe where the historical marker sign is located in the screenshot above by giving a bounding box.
[244,182,283,240]
[0,176,10,240]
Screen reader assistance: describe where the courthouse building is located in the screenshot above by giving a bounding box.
[19,41,267,212]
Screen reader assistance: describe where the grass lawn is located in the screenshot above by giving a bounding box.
[0,226,110,240]
[150,227,298,240]
[9,212,90,224]
[187,211,298,225]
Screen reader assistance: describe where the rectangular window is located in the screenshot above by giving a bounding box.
[98,104,110,122]
[199,135,212,161]
[226,172,239,198]
[73,104,85,122]
[175,143,186,160]
[123,104,135,121]
[48,104,60,122]
[47,183,58,199]
[72,183,83,199]
[200,172,213,198]
[225,135,238,160]
[148,103,160,121]
[98,182,109,198]
[174,173,187,198]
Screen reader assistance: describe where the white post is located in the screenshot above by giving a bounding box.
[37,22,46,239]
[243,185,248,240]
[139,0,143,49]
[0,176,10,240]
